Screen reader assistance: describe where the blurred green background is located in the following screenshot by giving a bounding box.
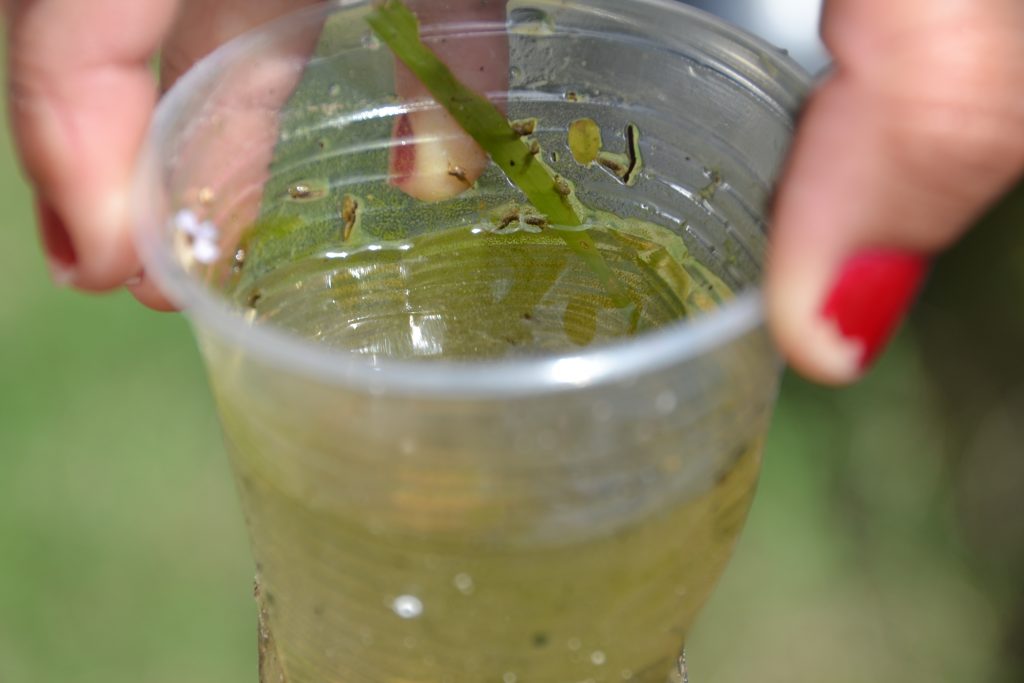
[3,22,1024,683]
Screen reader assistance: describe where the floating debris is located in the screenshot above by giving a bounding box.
[596,123,643,186]
[340,194,360,241]
[510,118,538,137]
[697,169,722,202]
[488,203,549,234]
[286,178,329,201]
[553,175,572,197]
[568,120,642,186]
[568,118,603,165]
[447,164,471,187]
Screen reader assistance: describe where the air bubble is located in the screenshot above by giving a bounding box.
[392,595,423,619]
[361,32,381,50]
[508,7,554,35]
[453,573,476,595]
[655,390,678,415]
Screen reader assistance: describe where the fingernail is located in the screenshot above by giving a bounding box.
[822,250,929,372]
[390,113,416,187]
[36,198,78,285]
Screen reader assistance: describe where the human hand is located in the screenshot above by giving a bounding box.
[3,0,503,309]
[766,0,1024,383]
[3,0,314,307]
[7,0,1022,384]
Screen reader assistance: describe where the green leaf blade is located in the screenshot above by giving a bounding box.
[366,0,635,310]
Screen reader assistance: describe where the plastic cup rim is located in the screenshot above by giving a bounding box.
[134,0,811,397]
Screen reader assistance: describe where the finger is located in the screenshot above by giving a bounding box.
[133,0,321,310]
[766,0,1024,384]
[125,270,178,312]
[6,0,180,290]
[161,0,321,89]
[390,0,509,201]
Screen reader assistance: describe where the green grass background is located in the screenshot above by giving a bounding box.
[0,45,255,681]
[2,29,1024,683]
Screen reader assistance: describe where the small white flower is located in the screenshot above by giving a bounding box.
[193,239,222,264]
[174,209,223,264]
[195,220,220,242]
[173,208,201,236]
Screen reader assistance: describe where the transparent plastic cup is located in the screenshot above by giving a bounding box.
[134,1,809,681]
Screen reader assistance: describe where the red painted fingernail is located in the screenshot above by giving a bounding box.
[35,198,78,285]
[390,113,416,187]
[822,250,929,370]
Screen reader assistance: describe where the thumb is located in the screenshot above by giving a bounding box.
[5,0,179,290]
[390,0,509,202]
[766,0,1024,384]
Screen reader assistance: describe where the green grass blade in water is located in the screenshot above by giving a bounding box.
[365,0,636,312]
